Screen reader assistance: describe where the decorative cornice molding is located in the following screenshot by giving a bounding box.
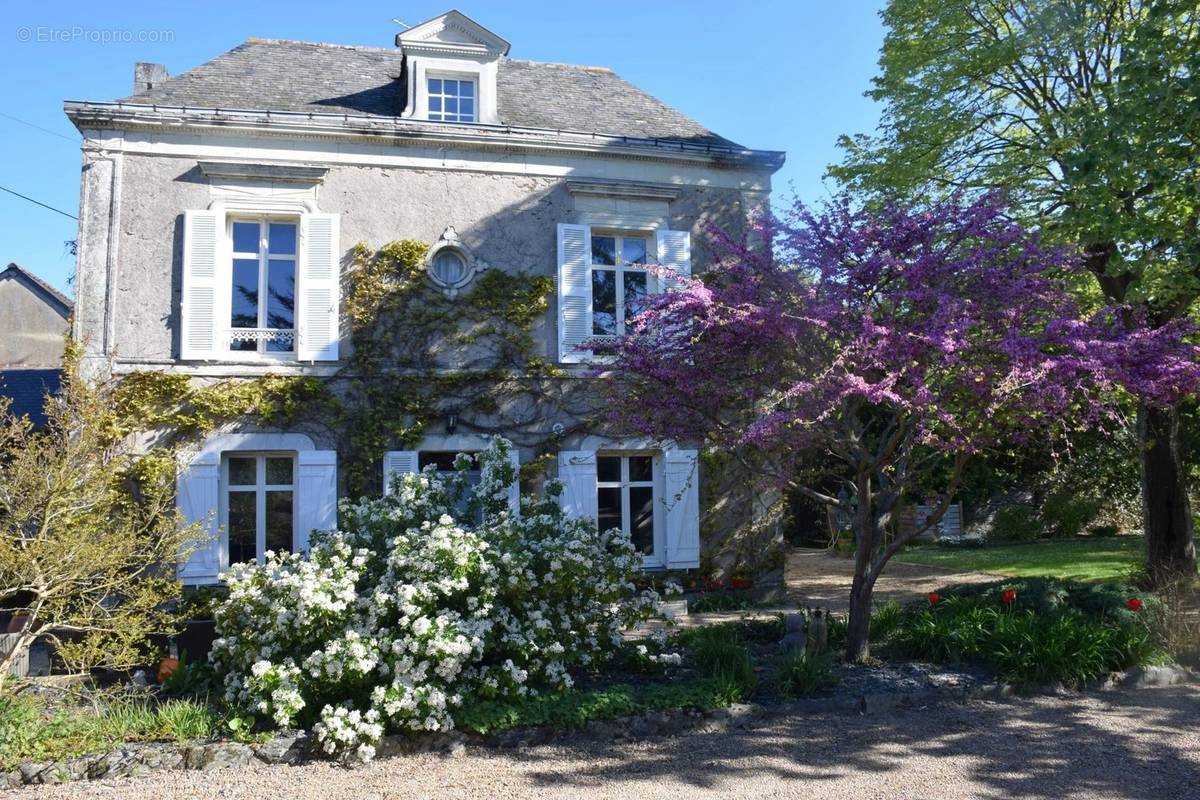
[64,102,786,172]
[396,10,511,57]
[566,179,682,202]
[197,160,329,183]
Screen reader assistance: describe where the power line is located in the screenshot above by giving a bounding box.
[0,112,76,143]
[0,185,77,220]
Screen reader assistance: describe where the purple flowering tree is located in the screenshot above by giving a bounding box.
[597,195,1198,661]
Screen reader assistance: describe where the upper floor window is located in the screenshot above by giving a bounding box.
[428,77,476,123]
[591,233,649,337]
[229,218,297,354]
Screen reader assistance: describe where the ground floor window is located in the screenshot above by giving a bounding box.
[596,453,660,562]
[222,452,296,566]
[420,451,481,521]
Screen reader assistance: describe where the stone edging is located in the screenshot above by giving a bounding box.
[6,663,1195,789]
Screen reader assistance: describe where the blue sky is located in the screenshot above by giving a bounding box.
[0,1,885,295]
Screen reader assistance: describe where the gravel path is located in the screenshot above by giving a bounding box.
[785,548,1000,612]
[14,686,1199,800]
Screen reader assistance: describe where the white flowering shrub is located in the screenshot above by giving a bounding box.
[211,438,663,761]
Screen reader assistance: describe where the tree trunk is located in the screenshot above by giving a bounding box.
[1138,403,1197,585]
[845,569,874,662]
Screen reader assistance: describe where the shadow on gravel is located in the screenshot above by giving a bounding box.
[515,687,1200,799]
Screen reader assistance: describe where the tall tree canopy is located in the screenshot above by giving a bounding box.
[598,195,1198,660]
[829,0,1200,581]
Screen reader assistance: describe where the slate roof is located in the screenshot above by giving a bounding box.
[117,38,738,148]
[0,368,61,428]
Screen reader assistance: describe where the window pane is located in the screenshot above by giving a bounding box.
[268,223,296,256]
[597,486,623,535]
[629,455,653,482]
[445,98,458,114]
[265,490,293,555]
[429,78,442,94]
[460,99,475,119]
[232,222,259,254]
[419,451,472,472]
[444,79,458,95]
[592,269,617,336]
[597,456,621,483]
[591,236,616,266]
[228,491,257,565]
[231,258,260,329]
[228,456,256,486]
[460,81,475,98]
[432,251,466,284]
[266,258,295,335]
[622,238,648,265]
[624,272,648,324]
[429,96,442,112]
[266,457,293,486]
[629,486,655,555]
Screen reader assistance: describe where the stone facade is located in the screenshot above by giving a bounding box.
[64,10,785,582]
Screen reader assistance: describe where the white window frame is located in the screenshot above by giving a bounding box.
[426,74,478,123]
[219,451,298,568]
[596,451,666,568]
[226,215,300,357]
[590,231,652,339]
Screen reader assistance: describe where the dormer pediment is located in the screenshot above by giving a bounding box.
[395,10,510,58]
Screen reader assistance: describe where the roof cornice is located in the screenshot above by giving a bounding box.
[63,101,786,172]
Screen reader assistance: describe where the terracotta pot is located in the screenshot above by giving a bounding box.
[157,657,180,684]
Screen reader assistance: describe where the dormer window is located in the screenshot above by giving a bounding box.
[395,10,509,126]
[428,77,476,123]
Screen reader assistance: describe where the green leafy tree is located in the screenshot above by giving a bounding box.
[0,352,198,687]
[831,0,1200,583]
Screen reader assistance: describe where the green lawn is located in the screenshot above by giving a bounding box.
[895,537,1148,583]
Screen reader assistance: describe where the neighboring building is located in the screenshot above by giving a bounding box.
[64,10,785,585]
[0,264,71,427]
[0,263,72,368]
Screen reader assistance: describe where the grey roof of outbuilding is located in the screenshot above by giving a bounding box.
[117,38,739,148]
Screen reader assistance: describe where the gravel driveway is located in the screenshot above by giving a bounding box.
[14,686,1199,800]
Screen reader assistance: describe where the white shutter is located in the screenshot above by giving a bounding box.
[508,446,522,516]
[557,223,592,363]
[298,213,341,361]
[180,210,221,360]
[176,451,221,584]
[663,448,700,568]
[382,450,419,496]
[296,451,337,552]
[655,229,692,292]
[557,450,597,524]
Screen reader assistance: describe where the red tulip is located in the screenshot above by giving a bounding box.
[1000,588,1017,605]
[1127,597,1144,612]
[927,592,941,605]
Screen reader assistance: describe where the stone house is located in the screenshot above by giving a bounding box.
[0,263,72,369]
[0,263,72,428]
[65,10,785,585]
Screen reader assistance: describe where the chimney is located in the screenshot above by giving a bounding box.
[133,62,168,93]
